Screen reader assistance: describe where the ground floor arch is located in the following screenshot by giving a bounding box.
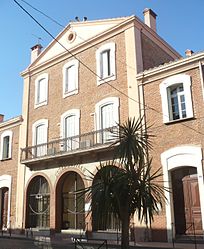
[56,171,85,231]
[92,165,121,232]
[26,175,50,228]
[161,146,204,241]
[0,175,11,230]
[171,166,202,235]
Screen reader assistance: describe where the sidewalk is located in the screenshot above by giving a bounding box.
[0,232,203,249]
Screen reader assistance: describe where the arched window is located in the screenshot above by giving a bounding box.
[160,74,193,123]
[61,109,80,151]
[0,131,12,160]
[96,43,116,85]
[32,119,48,157]
[62,60,79,98]
[26,176,50,228]
[95,97,119,143]
[35,73,48,108]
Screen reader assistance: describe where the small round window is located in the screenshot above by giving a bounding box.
[67,31,76,43]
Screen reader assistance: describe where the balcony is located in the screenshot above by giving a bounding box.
[21,127,117,165]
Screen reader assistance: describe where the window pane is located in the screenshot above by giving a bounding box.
[169,84,186,120]
[36,124,47,156]
[37,78,46,103]
[65,115,78,150]
[101,103,114,142]
[2,136,9,159]
[65,65,76,93]
[101,50,110,78]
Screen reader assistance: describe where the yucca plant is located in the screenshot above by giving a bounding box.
[81,117,167,249]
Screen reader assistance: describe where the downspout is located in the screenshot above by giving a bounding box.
[22,70,31,230]
[199,61,204,101]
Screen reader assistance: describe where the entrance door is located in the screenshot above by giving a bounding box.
[62,172,85,230]
[172,167,202,235]
[182,175,202,234]
[0,187,9,229]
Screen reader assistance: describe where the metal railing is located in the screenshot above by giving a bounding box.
[21,126,117,162]
[171,222,198,249]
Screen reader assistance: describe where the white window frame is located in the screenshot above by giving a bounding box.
[61,109,80,151]
[96,42,116,85]
[95,97,119,131]
[160,74,193,123]
[34,73,48,108]
[62,60,79,98]
[61,109,80,138]
[32,119,48,157]
[0,131,13,160]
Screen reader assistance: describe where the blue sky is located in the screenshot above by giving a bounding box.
[1,0,204,120]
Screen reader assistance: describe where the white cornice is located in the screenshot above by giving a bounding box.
[0,116,22,130]
[137,52,204,84]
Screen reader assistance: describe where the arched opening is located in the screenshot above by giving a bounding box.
[57,171,85,230]
[92,166,121,231]
[0,187,9,229]
[171,167,202,235]
[26,176,50,228]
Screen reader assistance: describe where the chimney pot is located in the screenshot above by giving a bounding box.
[0,114,4,123]
[30,44,42,63]
[185,49,194,57]
[143,8,157,32]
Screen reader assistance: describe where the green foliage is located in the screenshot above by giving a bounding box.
[80,117,167,248]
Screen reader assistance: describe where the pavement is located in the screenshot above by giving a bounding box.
[0,233,203,249]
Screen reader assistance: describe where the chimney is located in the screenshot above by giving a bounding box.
[185,49,194,57]
[31,44,42,63]
[0,114,4,123]
[143,8,157,32]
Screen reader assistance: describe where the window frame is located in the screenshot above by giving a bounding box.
[34,73,48,109]
[96,42,116,85]
[95,97,119,131]
[160,74,193,123]
[0,130,13,160]
[60,109,80,138]
[60,109,80,151]
[32,119,48,147]
[62,60,79,98]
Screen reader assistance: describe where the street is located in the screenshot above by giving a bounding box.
[0,238,75,249]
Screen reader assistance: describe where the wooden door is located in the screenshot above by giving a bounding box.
[182,175,202,234]
[1,188,8,229]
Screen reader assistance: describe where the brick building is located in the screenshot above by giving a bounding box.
[14,8,180,240]
[137,50,204,241]
[0,115,22,231]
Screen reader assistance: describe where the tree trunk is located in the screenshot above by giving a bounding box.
[121,206,130,249]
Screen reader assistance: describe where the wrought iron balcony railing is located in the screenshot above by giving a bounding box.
[21,126,117,163]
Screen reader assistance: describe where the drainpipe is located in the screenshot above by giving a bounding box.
[198,61,204,101]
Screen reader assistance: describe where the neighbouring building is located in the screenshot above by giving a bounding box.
[0,115,22,231]
[137,50,204,241]
[14,8,180,241]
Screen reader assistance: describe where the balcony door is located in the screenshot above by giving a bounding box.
[35,124,47,156]
[64,115,79,150]
[100,103,114,143]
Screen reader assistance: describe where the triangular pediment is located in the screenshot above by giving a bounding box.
[30,16,133,68]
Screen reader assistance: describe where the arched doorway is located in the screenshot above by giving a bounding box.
[0,187,9,229]
[57,171,85,230]
[92,166,121,231]
[26,176,50,228]
[171,167,202,235]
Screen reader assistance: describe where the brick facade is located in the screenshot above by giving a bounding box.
[138,55,204,241]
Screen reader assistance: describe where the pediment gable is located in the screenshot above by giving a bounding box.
[30,16,132,68]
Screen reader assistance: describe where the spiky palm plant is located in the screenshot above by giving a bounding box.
[81,117,167,249]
